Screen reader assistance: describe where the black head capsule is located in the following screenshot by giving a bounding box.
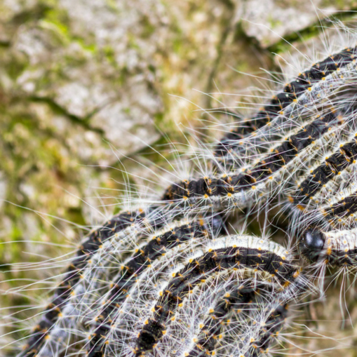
[300,229,326,262]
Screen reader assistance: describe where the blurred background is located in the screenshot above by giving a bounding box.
[1,0,357,355]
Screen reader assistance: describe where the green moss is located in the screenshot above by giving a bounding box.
[43,7,97,53]
[67,207,86,227]
[103,45,116,65]
[43,7,70,34]
[268,26,320,54]
[0,50,28,81]
[267,14,283,30]
[28,96,103,130]
[11,3,50,25]
[140,14,156,39]
[74,37,97,54]
[127,32,141,51]
[8,226,24,265]
[105,0,120,12]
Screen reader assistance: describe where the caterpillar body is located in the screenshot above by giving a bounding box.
[213,46,357,171]
[17,209,148,357]
[164,102,356,215]
[182,284,290,357]
[184,282,260,357]
[132,235,301,356]
[287,128,357,267]
[18,206,166,357]
[87,217,221,357]
[84,235,305,357]
[214,46,357,153]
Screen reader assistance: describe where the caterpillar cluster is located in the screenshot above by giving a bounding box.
[5,21,357,357]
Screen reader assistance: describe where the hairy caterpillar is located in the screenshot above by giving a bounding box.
[213,46,357,172]
[214,46,357,151]
[183,283,290,357]
[287,127,357,270]
[84,235,306,357]
[133,236,301,356]
[17,206,167,357]
[184,282,260,357]
[17,210,220,355]
[164,101,357,216]
[86,217,222,357]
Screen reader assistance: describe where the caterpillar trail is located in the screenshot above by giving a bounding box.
[6,13,357,357]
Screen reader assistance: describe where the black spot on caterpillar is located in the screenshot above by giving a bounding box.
[214,46,357,161]
[134,238,300,355]
[87,217,221,357]
[300,229,326,262]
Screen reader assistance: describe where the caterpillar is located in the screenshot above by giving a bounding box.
[184,282,260,357]
[182,283,290,357]
[164,101,357,215]
[161,281,301,357]
[213,46,357,172]
[133,236,299,355]
[85,235,306,357]
[86,217,222,357]
[17,208,222,356]
[287,127,357,269]
[214,46,357,151]
[17,206,168,357]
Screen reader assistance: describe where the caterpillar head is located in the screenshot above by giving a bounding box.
[300,229,326,262]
